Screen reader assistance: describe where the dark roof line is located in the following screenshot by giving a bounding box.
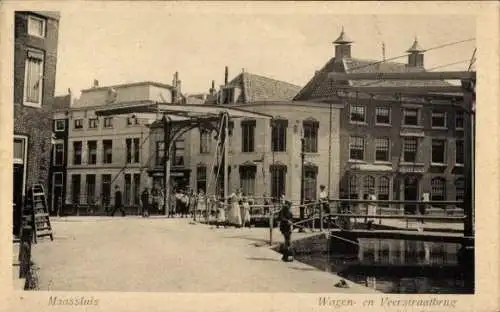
[81,81,173,93]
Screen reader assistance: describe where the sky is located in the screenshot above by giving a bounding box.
[53,5,476,97]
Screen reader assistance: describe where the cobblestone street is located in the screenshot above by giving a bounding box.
[31,217,377,293]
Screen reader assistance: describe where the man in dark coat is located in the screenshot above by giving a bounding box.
[279,200,294,262]
[111,185,126,217]
[141,187,150,217]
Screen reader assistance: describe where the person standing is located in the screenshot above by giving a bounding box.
[241,196,252,228]
[279,200,294,262]
[227,192,242,227]
[366,189,377,230]
[319,185,329,213]
[111,185,126,217]
[141,187,150,218]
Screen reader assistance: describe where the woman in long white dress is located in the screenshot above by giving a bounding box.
[241,197,252,228]
[227,193,242,227]
[216,198,226,228]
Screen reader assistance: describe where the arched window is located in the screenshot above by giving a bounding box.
[363,176,375,197]
[349,175,358,199]
[431,178,446,208]
[455,177,465,208]
[378,176,390,201]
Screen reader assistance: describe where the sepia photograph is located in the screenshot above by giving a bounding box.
[2,2,497,311]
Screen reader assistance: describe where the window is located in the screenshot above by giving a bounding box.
[53,142,64,166]
[240,166,256,196]
[133,138,140,163]
[124,174,132,206]
[54,120,65,132]
[103,117,113,128]
[73,141,82,165]
[375,107,391,125]
[24,49,44,105]
[133,174,141,205]
[126,139,132,164]
[127,116,139,126]
[271,120,287,152]
[349,136,365,161]
[155,141,165,166]
[14,137,26,164]
[363,176,375,195]
[200,129,211,154]
[103,140,113,164]
[101,174,111,206]
[87,141,97,165]
[455,111,464,130]
[431,139,446,163]
[431,177,446,202]
[71,174,81,204]
[403,137,418,162]
[270,165,286,201]
[196,166,207,193]
[303,120,319,153]
[74,119,83,129]
[348,176,359,199]
[431,111,447,128]
[172,139,184,166]
[455,177,464,208]
[455,140,464,165]
[241,120,256,153]
[375,137,390,162]
[350,105,365,123]
[303,166,318,201]
[378,176,390,201]
[403,108,419,126]
[88,118,98,129]
[27,15,46,37]
[86,174,96,204]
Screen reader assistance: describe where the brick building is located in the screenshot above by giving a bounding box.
[294,28,467,212]
[13,11,60,234]
[163,69,344,204]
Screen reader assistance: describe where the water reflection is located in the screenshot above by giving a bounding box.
[295,238,472,294]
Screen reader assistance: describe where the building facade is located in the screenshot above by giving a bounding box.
[294,29,467,212]
[162,70,344,204]
[63,81,176,213]
[13,11,60,234]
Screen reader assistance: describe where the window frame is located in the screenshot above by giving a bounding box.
[455,139,464,165]
[27,15,46,38]
[349,136,365,161]
[53,141,64,166]
[402,137,419,162]
[23,49,45,107]
[73,141,82,165]
[103,117,113,128]
[431,139,447,164]
[303,120,319,153]
[375,107,391,125]
[87,140,97,165]
[402,108,420,126]
[88,118,99,129]
[303,166,318,201]
[374,137,390,162]
[455,111,464,130]
[196,166,207,193]
[431,177,446,201]
[156,141,165,166]
[74,119,83,130]
[240,166,257,196]
[102,140,113,164]
[241,121,256,153]
[431,111,447,129]
[199,129,211,154]
[350,105,366,124]
[271,120,287,152]
[54,119,65,132]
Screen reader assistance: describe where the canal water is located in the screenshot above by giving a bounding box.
[293,236,474,294]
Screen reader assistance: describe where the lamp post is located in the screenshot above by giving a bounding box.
[299,131,305,232]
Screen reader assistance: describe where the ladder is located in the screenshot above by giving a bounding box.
[30,184,53,243]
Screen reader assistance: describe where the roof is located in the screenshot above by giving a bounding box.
[81,81,173,93]
[227,72,302,103]
[294,57,452,101]
[53,94,71,110]
[333,27,353,45]
[407,37,424,53]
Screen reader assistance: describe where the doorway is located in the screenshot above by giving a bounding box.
[13,136,27,236]
[404,175,419,214]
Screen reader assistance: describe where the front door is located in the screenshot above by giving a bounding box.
[404,175,419,214]
[13,164,25,236]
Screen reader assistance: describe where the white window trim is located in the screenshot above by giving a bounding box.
[54,120,65,132]
[431,111,448,129]
[23,49,44,108]
[349,104,367,124]
[374,137,391,163]
[52,140,65,166]
[28,15,46,38]
[13,135,29,197]
[349,136,365,161]
[402,108,421,127]
[375,107,392,126]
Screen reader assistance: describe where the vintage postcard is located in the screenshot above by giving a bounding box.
[0,1,498,312]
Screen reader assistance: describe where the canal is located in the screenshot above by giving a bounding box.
[293,235,474,294]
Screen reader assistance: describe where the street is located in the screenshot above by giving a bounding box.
[32,217,377,293]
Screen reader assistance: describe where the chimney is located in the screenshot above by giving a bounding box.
[406,37,425,67]
[93,79,99,88]
[224,66,229,85]
[333,26,353,61]
[209,80,216,95]
[177,80,182,95]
